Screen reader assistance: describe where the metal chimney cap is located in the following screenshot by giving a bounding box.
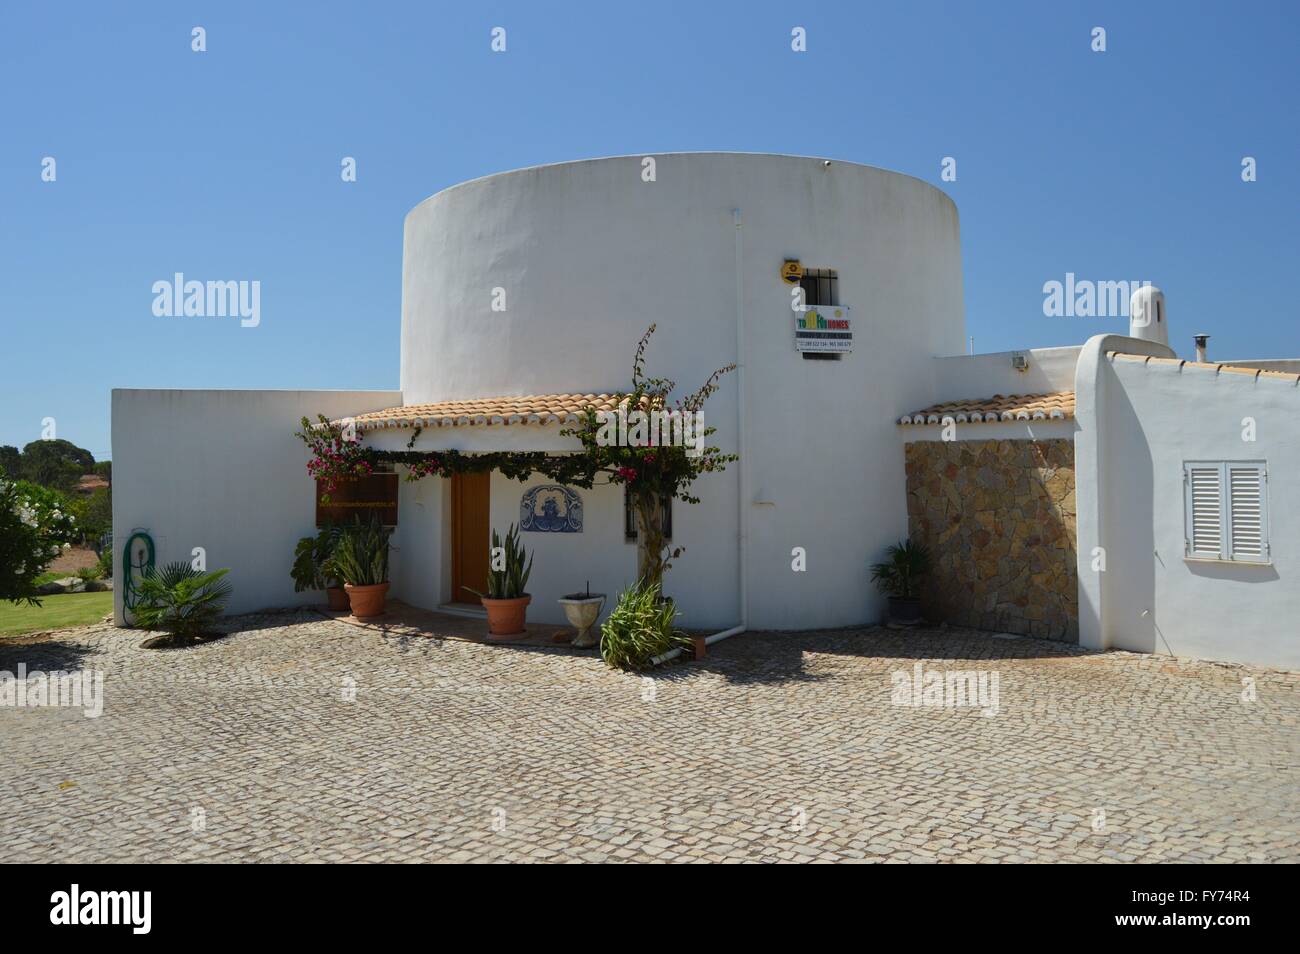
[1192,333,1211,343]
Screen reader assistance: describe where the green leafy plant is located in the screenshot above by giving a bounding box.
[599,579,688,671]
[75,565,102,585]
[870,539,932,599]
[331,519,390,586]
[292,524,343,591]
[1,478,80,605]
[133,562,233,640]
[464,524,532,600]
[96,546,113,579]
[296,325,737,598]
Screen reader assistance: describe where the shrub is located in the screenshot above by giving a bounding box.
[599,579,688,671]
[463,524,531,600]
[72,486,112,543]
[331,519,390,586]
[869,539,932,599]
[291,524,342,591]
[96,546,113,579]
[1,478,79,605]
[133,562,232,640]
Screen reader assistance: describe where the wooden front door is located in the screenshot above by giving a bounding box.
[451,471,491,604]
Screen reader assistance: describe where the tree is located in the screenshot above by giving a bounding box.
[19,439,94,491]
[0,445,19,478]
[73,486,112,543]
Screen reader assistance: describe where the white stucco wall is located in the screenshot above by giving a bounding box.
[398,153,966,629]
[930,346,1082,404]
[1075,343,1300,669]
[487,475,639,627]
[111,389,401,623]
[899,420,1076,444]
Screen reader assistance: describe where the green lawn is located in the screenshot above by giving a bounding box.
[0,591,113,637]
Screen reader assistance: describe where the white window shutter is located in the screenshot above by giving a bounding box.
[1185,463,1224,559]
[1228,464,1268,562]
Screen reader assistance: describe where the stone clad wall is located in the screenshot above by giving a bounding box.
[903,439,1078,641]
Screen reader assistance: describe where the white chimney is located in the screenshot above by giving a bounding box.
[1194,334,1210,363]
[1129,285,1167,346]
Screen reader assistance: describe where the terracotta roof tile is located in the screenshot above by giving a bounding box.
[340,394,621,431]
[1107,352,1300,386]
[898,391,1075,425]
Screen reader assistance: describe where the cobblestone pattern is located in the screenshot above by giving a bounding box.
[905,439,1078,641]
[1,612,1296,863]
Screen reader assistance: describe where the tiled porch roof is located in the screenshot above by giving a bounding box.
[341,394,621,431]
[898,391,1075,425]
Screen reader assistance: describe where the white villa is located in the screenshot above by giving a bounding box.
[113,154,1300,669]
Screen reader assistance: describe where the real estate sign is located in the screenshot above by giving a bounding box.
[795,305,852,353]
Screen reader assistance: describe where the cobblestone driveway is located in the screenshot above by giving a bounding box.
[2,612,1296,862]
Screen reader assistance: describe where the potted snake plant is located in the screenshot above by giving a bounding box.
[332,518,391,618]
[464,523,533,638]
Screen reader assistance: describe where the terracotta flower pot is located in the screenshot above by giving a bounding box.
[481,594,531,638]
[326,586,350,611]
[345,582,390,619]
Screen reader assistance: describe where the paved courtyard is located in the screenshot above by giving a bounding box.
[1,611,1297,863]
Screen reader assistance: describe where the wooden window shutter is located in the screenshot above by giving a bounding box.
[1185,463,1225,559]
[1227,464,1268,563]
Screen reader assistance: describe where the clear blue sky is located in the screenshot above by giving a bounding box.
[2,1,1296,462]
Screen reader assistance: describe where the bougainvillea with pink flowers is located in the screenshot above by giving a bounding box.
[296,325,736,594]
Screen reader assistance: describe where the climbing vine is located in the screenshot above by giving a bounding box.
[297,325,737,593]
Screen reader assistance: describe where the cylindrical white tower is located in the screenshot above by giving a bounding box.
[398,154,965,629]
[1129,284,1168,345]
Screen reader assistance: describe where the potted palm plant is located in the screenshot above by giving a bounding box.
[332,518,391,618]
[870,539,931,626]
[464,524,533,638]
[291,524,348,610]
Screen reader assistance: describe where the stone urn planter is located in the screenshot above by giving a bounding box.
[558,593,606,648]
[482,595,531,638]
[345,582,389,619]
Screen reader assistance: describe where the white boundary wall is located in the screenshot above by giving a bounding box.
[111,389,401,623]
[1075,336,1300,669]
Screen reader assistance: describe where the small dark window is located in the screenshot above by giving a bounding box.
[798,267,843,361]
[624,487,672,542]
[798,267,839,307]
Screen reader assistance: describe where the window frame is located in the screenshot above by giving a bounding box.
[624,487,673,543]
[1182,460,1270,564]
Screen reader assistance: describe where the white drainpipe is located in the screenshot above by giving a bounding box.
[648,211,750,667]
[732,207,749,635]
